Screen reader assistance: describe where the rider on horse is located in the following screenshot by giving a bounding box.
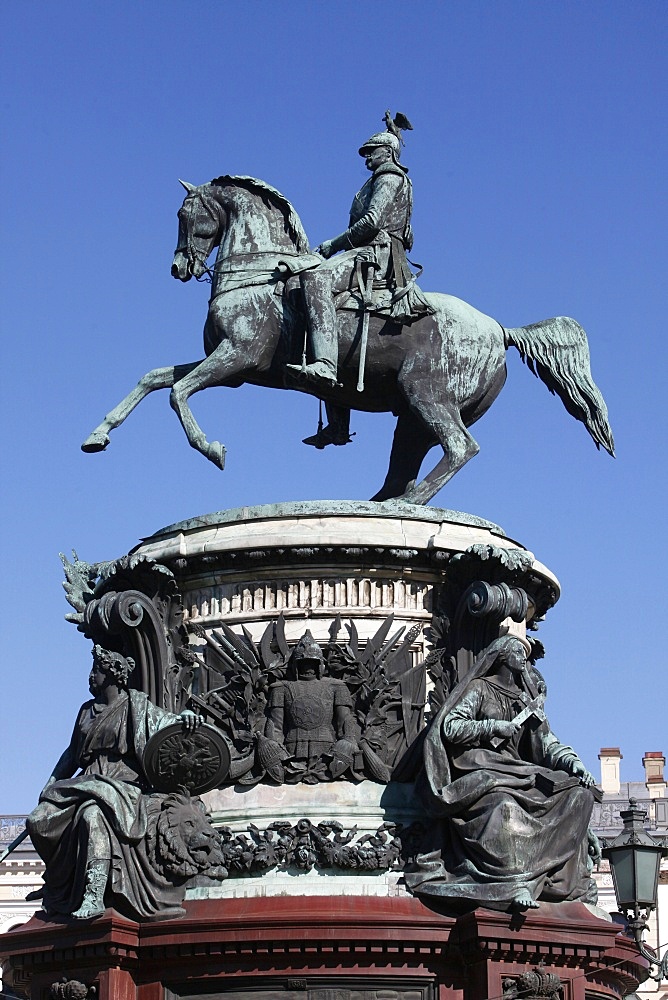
[287,112,433,448]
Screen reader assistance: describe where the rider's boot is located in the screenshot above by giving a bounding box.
[287,269,339,389]
[72,858,110,920]
[303,402,353,448]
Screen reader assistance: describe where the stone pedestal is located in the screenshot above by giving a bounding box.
[1,898,646,1000]
[131,502,561,898]
[134,501,558,652]
[1,504,641,1000]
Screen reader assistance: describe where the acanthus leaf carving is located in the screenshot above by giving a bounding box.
[61,552,193,711]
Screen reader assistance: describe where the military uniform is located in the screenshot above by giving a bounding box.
[287,121,428,446]
[325,159,414,293]
[287,118,433,448]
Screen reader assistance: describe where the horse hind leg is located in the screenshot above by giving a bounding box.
[81,362,200,453]
[370,411,435,502]
[398,397,480,505]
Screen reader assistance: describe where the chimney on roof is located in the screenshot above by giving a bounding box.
[643,751,666,798]
[599,747,622,794]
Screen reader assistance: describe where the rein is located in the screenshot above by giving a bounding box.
[177,191,305,284]
[175,190,218,283]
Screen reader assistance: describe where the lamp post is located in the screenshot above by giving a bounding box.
[601,798,668,983]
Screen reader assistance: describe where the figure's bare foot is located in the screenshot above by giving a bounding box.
[510,889,539,911]
[81,430,110,453]
[369,480,416,503]
[71,899,105,920]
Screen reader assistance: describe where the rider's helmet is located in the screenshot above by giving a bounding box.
[359,111,412,172]
[358,129,407,171]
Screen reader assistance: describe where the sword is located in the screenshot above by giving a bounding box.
[0,827,29,864]
[357,259,379,392]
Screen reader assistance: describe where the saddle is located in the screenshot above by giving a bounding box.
[278,248,434,325]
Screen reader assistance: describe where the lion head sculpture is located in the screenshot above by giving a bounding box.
[150,793,228,882]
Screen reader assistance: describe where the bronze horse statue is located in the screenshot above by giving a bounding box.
[82,176,614,503]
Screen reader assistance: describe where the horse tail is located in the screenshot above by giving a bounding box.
[505,317,615,456]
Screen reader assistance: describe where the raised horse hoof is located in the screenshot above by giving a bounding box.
[207,441,226,471]
[81,431,111,453]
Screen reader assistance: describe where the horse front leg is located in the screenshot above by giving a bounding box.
[81,362,201,453]
[169,342,247,471]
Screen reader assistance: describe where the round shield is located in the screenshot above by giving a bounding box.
[143,723,231,794]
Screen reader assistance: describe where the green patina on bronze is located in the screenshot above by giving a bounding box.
[82,112,614,504]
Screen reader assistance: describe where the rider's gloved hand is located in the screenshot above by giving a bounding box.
[316,240,335,259]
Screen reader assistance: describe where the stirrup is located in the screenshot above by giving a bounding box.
[303,426,354,449]
[286,361,340,388]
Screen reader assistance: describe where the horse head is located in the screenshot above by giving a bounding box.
[172,180,222,281]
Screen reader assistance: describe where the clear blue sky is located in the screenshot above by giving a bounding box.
[2,2,666,811]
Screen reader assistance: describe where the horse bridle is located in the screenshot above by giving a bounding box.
[175,191,217,282]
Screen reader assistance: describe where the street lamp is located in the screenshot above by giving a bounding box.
[601,798,668,983]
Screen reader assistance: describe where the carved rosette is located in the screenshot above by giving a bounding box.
[50,980,96,1000]
[503,968,562,1000]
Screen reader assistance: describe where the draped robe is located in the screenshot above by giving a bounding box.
[405,667,596,910]
[28,690,187,919]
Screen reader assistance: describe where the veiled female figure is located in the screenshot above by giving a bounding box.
[405,636,598,911]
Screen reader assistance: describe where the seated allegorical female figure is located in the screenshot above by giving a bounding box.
[27,645,224,921]
[405,635,600,912]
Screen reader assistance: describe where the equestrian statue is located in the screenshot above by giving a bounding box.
[82,111,614,505]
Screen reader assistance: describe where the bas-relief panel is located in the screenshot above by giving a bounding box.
[167,982,434,1000]
[0,819,26,843]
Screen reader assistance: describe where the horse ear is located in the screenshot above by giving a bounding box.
[179,179,196,193]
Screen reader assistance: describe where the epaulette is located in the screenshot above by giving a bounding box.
[374,162,409,178]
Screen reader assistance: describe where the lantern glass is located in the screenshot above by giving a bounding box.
[609,845,661,911]
[610,847,635,908]
[634,847,662,908]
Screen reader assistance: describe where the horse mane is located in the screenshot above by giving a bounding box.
[211,175,310,253]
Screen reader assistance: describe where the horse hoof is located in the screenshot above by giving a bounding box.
[370,480,418,504]
[207,441,226,470]
[395,480,422,504]
[81,431,110,453]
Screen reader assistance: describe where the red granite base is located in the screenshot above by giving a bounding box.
[0,896,646,1000]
